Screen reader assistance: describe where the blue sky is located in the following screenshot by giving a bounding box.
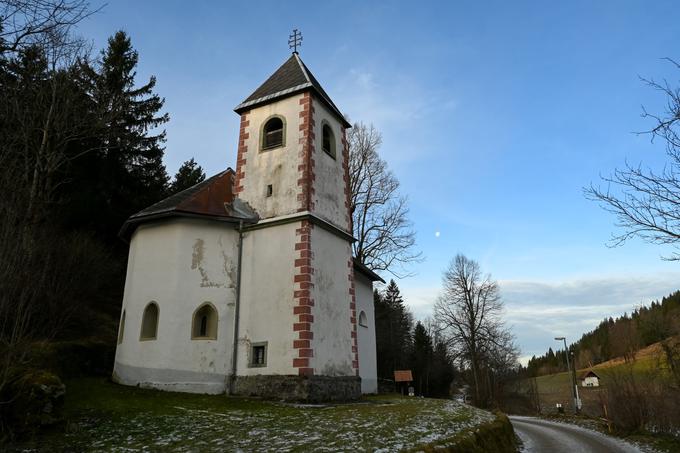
[79,1,680,361]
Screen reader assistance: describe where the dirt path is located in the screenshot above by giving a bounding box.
[510,416,642,453]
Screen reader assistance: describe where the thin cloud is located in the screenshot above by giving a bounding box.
[501,273,680,358]
[401,272,680,360]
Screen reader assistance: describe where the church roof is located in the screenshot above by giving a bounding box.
[353,258,385,283]
[119,168,258,240]
[234,53,351,128]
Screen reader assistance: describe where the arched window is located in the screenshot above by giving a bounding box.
[322,123,336,158]
[192,303,218,340]
[118,310,126,344]
[262,116,285,150]
[358,310,368,327]
[140,303,159,340]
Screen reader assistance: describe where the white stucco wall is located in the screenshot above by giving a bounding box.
[312,99,347,231]
[237,222,298,375]
[310,227,355,376]
[239,94,304,219]
[582,376,599,387]
[113,218,239,394]
[355,272,378,394]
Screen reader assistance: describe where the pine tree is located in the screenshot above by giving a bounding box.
[377,280,413,377]
[98,30,169,204]
[170,158,205,194]
[374,288,393,379]
[430,341,455,397]
[411,322,433,395]
[65,30,169,240]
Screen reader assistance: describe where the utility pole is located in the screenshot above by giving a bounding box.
[555,336,580,414]
[570,350,581,414]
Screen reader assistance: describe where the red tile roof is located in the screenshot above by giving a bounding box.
[119,168,257,240]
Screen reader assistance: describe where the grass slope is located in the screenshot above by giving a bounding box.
[13,378,496,452]
[514,341,680,451]
[531,340,671,413]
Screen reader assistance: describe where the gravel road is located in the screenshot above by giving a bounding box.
[510,416,643,453]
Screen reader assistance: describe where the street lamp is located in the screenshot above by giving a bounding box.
[555,336,581,414]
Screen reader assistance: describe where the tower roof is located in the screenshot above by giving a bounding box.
[235,53,351,128]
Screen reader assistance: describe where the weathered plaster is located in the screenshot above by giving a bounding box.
[309,227,355,377]
[113,218,238,393]
[355,272,378,394]
[113,362,227,394]
[237,222,298,376]
[312,99,347,231]
[236,94,305,219]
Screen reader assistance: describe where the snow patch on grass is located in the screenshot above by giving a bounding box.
[15,379,496,452]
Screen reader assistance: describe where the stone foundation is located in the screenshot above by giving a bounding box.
[233,375,361,402]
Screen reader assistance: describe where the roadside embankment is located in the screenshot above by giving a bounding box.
[411,411,518,453]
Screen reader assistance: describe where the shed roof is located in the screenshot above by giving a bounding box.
[579,370,601,380]
[394,370,413,382]
[234,53,351,128]
[119,168,258,240]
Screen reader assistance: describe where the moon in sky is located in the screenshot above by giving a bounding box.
[435,231,440,238]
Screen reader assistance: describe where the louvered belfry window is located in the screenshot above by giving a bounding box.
[263,117,284,149]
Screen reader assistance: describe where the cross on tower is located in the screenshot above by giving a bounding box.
[288,29,302,54]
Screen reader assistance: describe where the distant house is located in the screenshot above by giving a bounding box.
[580,370,601,387]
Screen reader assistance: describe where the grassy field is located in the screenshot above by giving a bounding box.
[11,378,495,452]
[511,344,680,451]
[528,341,670,417]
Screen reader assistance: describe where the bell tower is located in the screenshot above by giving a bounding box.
[231,46,360,400]
[233,52,352,233]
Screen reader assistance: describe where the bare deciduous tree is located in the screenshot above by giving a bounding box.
[348,122,421,277]
[0,0,100,406]
[586,59,680,259]
[434,254,517,407]
[1,0,100,229]
[0,0,96,56]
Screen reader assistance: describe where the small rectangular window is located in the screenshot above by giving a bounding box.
[250,342,267,367]
[266,184,273,197]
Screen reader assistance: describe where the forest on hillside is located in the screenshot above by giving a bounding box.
[0,1,206,437]
[525,291,680,377]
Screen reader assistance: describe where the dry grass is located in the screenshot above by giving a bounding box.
[591,341,664,371]
[525,340,673,418]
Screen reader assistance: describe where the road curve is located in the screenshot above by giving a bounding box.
[509,416,642,453]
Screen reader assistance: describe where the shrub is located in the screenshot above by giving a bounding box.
[0,370,65,441]
[601,365,680,436]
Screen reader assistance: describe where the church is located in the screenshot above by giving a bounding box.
[112,48,383,401]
